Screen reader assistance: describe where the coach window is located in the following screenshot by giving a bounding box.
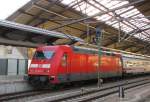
[61,54,67,67]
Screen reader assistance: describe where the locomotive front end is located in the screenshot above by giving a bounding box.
[28,48,56,86]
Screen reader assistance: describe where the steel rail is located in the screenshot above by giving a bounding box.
[29,76,150,102]
[0,89,52,101]
[0,75,149,101]
[65,79,150,102]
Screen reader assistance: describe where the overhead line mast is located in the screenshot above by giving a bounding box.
[96,26,103,88]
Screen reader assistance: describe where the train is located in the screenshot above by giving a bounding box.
[27,45,150,86]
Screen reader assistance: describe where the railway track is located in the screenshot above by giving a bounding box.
[30,76,150,102]
[0,81,94,101]
[0,75,150,102]
[0,89,52,101]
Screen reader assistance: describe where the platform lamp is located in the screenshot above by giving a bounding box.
[96,26,103,88]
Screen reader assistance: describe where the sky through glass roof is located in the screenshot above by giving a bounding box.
[0,0,30,20]
[61,0,150,42]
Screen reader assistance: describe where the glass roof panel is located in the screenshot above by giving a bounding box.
[99,0,112,6]
[62,0,75,5]
[142,25,150,29]
[89,0,106,11]
[115,6,134,14]
[120,9,139,18]
[108,1,129,9]
[106,20,118,25]
[135,32,150,41]
[145,29,150,33]
[96,14,112,21]
[61,0,150,42]
[87,9,99,16]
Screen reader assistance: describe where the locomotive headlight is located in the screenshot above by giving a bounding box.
[42,64,50,68]
[30,64,38,68]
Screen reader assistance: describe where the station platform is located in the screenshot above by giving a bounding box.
[98,82,150,102]
[0,75,33,95]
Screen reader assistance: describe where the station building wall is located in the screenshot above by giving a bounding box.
[0,45,28,75]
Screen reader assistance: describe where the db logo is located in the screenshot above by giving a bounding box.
[38,64,42,68]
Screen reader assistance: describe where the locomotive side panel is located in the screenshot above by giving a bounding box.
[87,54,97,79]
[72,46,123,80]
[69,53,89,81]
[97,55,122,78]
[69,53,122,81]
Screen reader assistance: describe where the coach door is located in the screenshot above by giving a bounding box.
[61,53,70,82]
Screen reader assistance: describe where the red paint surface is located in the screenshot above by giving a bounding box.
[28,45,122,83]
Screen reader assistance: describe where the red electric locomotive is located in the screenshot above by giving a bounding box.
[28,45,122,86]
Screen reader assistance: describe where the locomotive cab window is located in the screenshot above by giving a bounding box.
[34,51,54,59]
[61,54,67,67]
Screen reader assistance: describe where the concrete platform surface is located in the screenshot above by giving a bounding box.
[95,82,150,102]
[0,75,33,95]
[0,75,25,83]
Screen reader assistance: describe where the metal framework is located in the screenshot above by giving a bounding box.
[61,0,150,42]
[5,0,150,55]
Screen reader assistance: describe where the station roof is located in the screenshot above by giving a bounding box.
[3,0,150,55]
[0,20,83,47]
